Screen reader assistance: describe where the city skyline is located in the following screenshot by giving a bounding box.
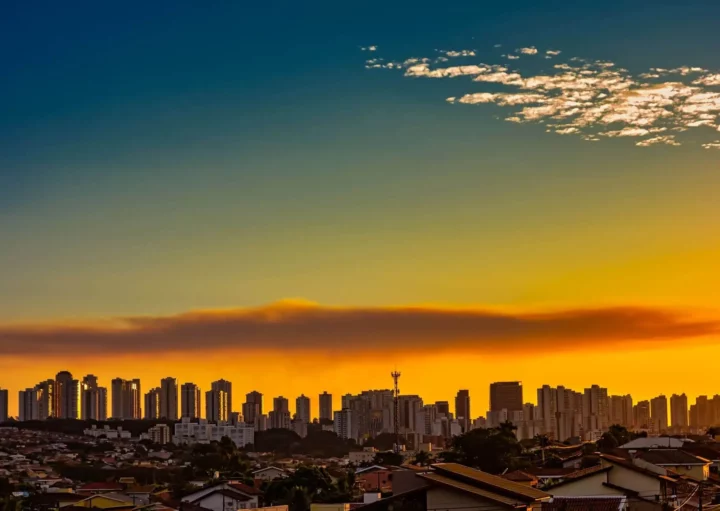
[2,370,715,433]
[3,2,720,431]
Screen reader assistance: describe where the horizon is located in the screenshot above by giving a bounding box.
[3,2,720,428]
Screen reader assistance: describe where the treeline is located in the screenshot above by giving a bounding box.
[249,429,357,458]
[3,419,177,437]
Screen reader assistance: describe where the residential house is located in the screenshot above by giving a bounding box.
[391,462,552,510]
[181,482,262,511]
[252,467,287,482]
[634,450,711,481]
[356,466,393,493]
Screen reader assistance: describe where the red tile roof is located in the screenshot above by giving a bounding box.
[542,497,624,510]
[79,482,125,491]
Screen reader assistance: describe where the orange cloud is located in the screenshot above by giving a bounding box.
[1,300,718,357]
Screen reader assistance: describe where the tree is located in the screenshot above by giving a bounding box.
[413,450,431,466]
[534,434,551,463]
[450,426,525,474]
[607,425,631,446]
[597,432,619,451]
[288,487,312,511]
[373,451,404,467]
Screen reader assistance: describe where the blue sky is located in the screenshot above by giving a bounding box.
[2,0,720,321]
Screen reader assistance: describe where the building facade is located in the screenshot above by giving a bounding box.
[181,382,201,419]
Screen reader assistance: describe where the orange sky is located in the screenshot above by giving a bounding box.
[2,301,719,418]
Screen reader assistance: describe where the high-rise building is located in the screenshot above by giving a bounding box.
[19,388,38,421]
[36,380,55,419]
[211,380,232,416]
[55,371,79,419]
[695,396,711,428]
[398,395,423,433]
[455,390,470,433]
[334,409,352,440]
[342,394,353,410]
[274,396,289,413]
[0,388,8,422]
[181,383,201,419]
[670,394,688,428]
[111,378,141,419]
[650,395,669,433]
[582,385,609,433]
[435,401,451,417]
[145,388,161,419]
[634,400,651,430]
[206,389,229,423]
[536,385,558,437]
[243,391,263,426]
[609,395,633,428]
[319,391,333,422]
[81,375,107,421]
[296,395,311,423]
[421,404,438,435]
[490,382,523,413]
[160,377,178,420]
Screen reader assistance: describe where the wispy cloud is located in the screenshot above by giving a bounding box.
[1,301,718,358]
[363,45,720,149]
[360,45,378,52]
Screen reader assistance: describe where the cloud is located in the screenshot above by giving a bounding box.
[636,135,680,147]
[361,45,378,51]
[363,44,720,148]
[0,301,718,358]
[703,141,720,149]
[445,49,476,57]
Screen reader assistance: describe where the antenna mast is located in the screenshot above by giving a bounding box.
[391,370,401,454]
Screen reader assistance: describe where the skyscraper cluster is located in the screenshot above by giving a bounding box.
[18,372,109,421]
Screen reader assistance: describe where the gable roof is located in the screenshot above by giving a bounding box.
[501,470,538,483]
[356,465,389,475]
[252,466,286,474]
[544,465,611,489]
[191,490,251,503]
[431,463,551,502]
[78,482,125,491]
[619,437,687,449]
[599,454,678,483]
[542,497,626,511]
[228,482,262,496]
[637,450,710,466]
[420,472,531,508]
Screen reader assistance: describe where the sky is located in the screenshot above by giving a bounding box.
[2,0,720,419]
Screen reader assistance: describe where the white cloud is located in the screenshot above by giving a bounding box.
[693,74,720,86]
[702,141,720,149]
[365,44,720,149]
[361,45,378,52]
[445,50,476,57]
[636,135,680,147]
[494,44,502,48]
[546,50,562,56]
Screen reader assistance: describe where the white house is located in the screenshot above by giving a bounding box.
[182,483,262,511]
[252,467,287,482]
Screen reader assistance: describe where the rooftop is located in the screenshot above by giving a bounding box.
[638,450,710,466]
[432,463,551,502]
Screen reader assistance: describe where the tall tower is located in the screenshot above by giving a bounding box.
[391,370,401,453]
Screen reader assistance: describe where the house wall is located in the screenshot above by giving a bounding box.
[604,464,661,498]
[547,473,625,497]
[195,493,258,511]
[667,465,708,481]
[426,487,507,511]
[358,470,392,492]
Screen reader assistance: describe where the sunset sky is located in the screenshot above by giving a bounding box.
[2,1,720,418]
